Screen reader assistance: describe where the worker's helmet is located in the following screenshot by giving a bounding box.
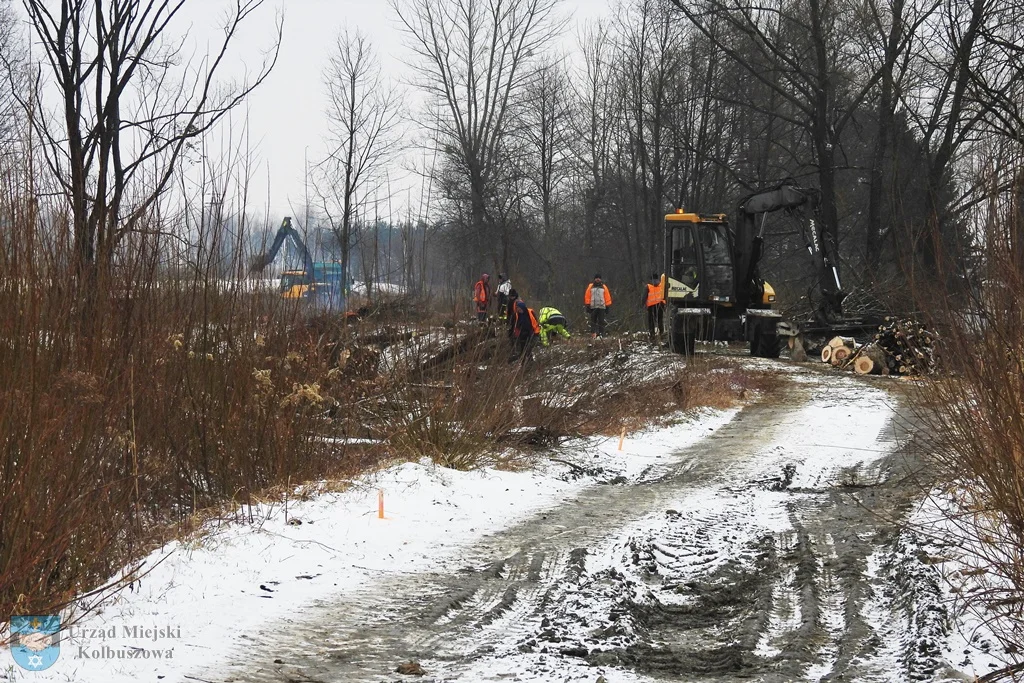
[508,289,519,299]
[652,272,659,280]
[482,273,489,280]
[594,273,602,282]
[498,273,507,281]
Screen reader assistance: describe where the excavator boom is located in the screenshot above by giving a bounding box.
[249,217,347,311]
[735,182,844,323]
[250,217,314,275]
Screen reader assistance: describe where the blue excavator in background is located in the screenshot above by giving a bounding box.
[250,217,347,312]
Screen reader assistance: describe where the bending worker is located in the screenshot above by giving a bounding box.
[507,289,540,363]
[538,307,571,347]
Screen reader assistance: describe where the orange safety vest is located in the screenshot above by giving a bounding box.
[646,282,666,307]
[473,280,489,306]
[527,308,541,335]
[584,283,612,307]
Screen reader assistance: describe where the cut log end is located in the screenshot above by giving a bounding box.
[821,346,833,363]
[832,346,852,363]
[854,356,878,375]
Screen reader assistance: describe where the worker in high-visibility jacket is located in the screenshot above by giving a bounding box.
[472,273,491,322]
[643,273,666,342]
[538,307,571,347]
[584,274,612,337]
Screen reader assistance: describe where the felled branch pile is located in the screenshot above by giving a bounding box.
[416,325,498,375]
[820,318,936,376]
[871,317,936,375]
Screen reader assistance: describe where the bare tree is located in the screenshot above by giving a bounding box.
[669,0,897,280]
[21,0,281,288]
[616,0,682,276]
[569,19,617,254]
[0,0,25,159]
[393,0,563,270]
[668,12,734,211]
[316,28,403,293]
[520,59,571,292]
[887,0,995,273]
[861,0,913,270]
[967,1,1024,143]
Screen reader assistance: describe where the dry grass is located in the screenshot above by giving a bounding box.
[513,339,780,438]
[908,162,1024,681]
[0,192,389,617]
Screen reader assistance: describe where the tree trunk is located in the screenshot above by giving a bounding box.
[854,344,887,375]
[865,0,904,274]
[831,344,853,365]
[809,0,841,284]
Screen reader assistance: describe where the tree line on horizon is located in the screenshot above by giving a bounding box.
[331,0,1020,317]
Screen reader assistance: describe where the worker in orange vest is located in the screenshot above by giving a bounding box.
[508,289,540,363]
[472,273,491,322]
[643,273,666,342]
[584,274,612,338]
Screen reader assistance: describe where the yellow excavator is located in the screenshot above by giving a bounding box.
[663,182,846,356]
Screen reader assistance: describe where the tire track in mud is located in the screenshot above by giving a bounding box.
[207,371,922,683]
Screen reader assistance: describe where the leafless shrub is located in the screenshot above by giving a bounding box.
[0,192,364,619]
[377,336,778,471]
[910,154,1024,681]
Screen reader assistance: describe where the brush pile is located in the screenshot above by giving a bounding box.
[820,318,936,376]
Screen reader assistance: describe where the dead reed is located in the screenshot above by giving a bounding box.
[910,163,1024,680]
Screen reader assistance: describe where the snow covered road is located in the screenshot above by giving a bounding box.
[201,370,947,683]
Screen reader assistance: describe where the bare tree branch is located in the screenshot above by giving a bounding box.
[21,0,281,292]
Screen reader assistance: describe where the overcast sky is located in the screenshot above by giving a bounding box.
[164,0,612,223]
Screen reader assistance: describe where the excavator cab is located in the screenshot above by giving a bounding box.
[699,223,735,302]
[669,226,699,290]
[664,209,781,357]
[664,211,734,305]
[280,271,311,299]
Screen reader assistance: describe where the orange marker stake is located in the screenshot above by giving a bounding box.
[618,426,626,451]
[378,489,385,519]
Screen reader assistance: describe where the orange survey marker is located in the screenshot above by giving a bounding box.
[618,426,626,451]
[378,489,385,519]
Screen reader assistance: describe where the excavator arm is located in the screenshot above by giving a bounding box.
[250,217,314,275]
[734,182,845,324]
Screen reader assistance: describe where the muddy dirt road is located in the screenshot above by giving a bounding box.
[207,369,965,683]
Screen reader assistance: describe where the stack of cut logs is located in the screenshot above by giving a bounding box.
[819,318,936,376]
